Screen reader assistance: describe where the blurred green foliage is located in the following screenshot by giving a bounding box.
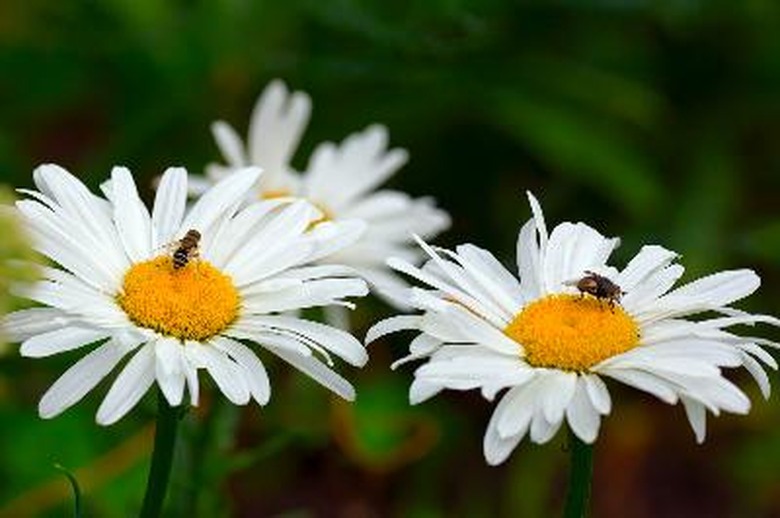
[0,187,38,352]
[1,1,780,517]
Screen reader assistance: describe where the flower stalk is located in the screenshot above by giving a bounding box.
[140,390,181,518]
[563,431,594,518]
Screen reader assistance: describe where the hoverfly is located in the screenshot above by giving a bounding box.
[567,270,624,307]
[171,229,201,270]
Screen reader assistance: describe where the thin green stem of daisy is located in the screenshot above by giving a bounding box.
[140,390,181,518]
[563,431,593,518]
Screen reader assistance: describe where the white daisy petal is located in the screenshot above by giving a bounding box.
[738,352,771,399]
[243,278,368,314]
[415,353,533,392]
[228,324,313,358]
[409,378,443,404]
[30,164,127,275]
[543,222,618,293]
[582,374,612,415]
[223,200,316,280]
[203,198,287,267]
[111,166,153,262]
[681,396,707,443]
[97,343,156,425]
[211,121,248,167]
[530,409,564,444]
[248,79,311,180]
[305,125,408,211]
[566,377,601,443]
[180,167,262,235]
[496,377,542,439]
[151,167,188,248]
[623,264,685,313]
[155,338,186,406]
[20,280,126,327]
[303,219,367,264]
[665,269,760,306]
[21,327,109,358]
[454,244,524,315]
[516,218,543,301]
[669,374,750,415]
[2,308,73,342]
[526,191,548,251]
[250,315,368,367]
[617,245,678,292]
[340,191,448,240]
[39,339,136,418]
[266,343,356,401]
[188,342,250,405]
[211,336,271,405]
[539,370,578,424]
[414,236,509,326]
[638,270,762,322]
[365,315,423,344]
[182,351,200,406]
[597,368,679,404]
[430,305,519,356]
[735,342,778,369]
[391,334,443,370]
[484,387,528,465]
[17,199,120,291]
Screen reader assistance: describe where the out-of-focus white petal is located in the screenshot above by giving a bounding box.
[211,121,248,167]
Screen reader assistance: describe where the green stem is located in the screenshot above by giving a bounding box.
[563,431,594,518]
[140,390,180,518]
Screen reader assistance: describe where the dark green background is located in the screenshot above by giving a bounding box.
[1,1,780,516]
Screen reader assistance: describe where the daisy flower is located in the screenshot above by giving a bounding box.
[201,79,450,305]
[367,192,779,465]
[3,164,369,425]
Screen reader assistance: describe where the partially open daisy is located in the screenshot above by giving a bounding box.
[3,164,369,425]
[367,192,779,465]
[200,80,450,309]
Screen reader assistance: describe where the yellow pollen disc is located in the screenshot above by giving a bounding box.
[117,257,239,341]
[504,294,639,371]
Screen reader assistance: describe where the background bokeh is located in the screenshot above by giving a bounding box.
[2,1,780,516]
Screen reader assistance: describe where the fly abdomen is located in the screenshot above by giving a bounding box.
[173,250,189,269]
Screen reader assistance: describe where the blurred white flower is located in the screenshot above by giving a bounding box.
[201,80,450,313]
[367,192,779,465]
[4,165,369,425]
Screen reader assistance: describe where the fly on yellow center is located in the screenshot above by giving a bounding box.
[117,256,239,341]
[504,294,640,371]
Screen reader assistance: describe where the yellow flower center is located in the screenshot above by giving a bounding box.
[117,257,239,341]
[504,294,639,371]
